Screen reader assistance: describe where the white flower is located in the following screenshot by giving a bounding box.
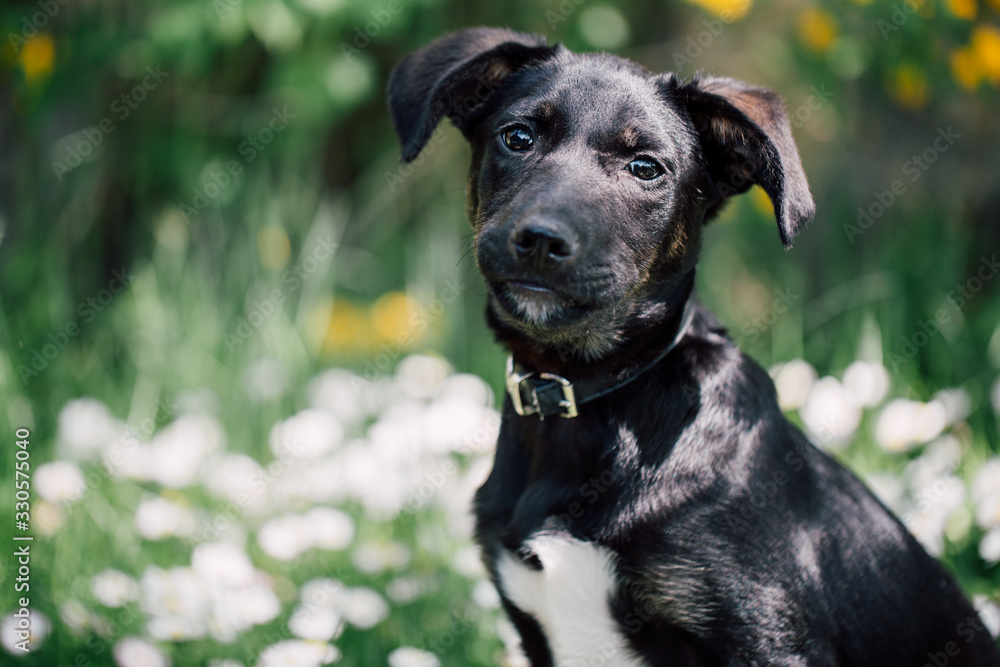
[135,496,197,540]
[423,398,497,454]
[472,580,501,609]
[113,637,170,667]
[308,369,368,427]
[258,507,354,560]
[904,438,962,491]
[1,609,50,654]
[243,357,290,402]
[338,442,410,520]
[386,576,428,604]
[202,453,267,508]
[257,640,340,667]
[441,373,494,406]
[142,567,208,621]
[299,578,347,609]
[60,599,93,632]
[396,354,452,398]
[875,399,947,453]
[58,397,122,459]
[973,459,1000,530]
[288,606,344,641]
[148,415,226,488]
[35,461,86,504]
[903,474,966,557]
[338,587,388,629]
[975,494,1000,531]
[932,388,971,425]
[770,360,817,411]
[141,548,280,644]
[270,409,344,460]
[92,569,140,607]
[974,595,1000,638]
[452,545,487,579]
[209,661,246,667]
[308,507,355,551]
[865,473,905,512]
[33,500,65,536]
[388,647,441,667]
[905,507,949,557]
[841,360,890,408]
[973,459,1000,505]
[979,527,1000,564]
[799,376,861,448]
[257,514,313,561]
[352,540,411,574]
[192,542,256,587]
[148,614,206,642]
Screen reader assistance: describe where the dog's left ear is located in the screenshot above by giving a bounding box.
[670,76,815,248]
[388,28,559,163]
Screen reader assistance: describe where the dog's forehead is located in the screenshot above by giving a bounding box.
[507,54,690,147]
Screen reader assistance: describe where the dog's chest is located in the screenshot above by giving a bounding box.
[496,534,646,666]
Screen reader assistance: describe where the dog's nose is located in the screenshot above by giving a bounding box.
[510,218,578,268]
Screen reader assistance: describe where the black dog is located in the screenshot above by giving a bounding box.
[388,28,1000,666]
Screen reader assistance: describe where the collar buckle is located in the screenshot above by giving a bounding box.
[505,356,579,420]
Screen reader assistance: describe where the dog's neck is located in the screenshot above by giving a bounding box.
[493,271,697,385]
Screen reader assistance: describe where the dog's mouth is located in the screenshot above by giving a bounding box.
[489,279,596,327]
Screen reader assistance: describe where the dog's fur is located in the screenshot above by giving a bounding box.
[388,28,1000,666]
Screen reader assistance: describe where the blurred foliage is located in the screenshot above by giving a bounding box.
[1,0,1000,664]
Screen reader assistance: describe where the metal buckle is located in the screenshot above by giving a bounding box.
[505,355,579,419]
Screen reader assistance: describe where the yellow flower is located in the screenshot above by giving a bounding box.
[946,0,977,19]
[256,224,291,270]
[971,25,1000,84]
[750,185,774,217]
[370,292,419,344]
[797,8,838,54]
[322,300,370,352]
[20,34,55,83]
[888,66,929,110]
[950,47,984,90]
[682,0,753,21]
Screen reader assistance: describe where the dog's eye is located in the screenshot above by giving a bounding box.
[627,158,664,181]
[502,126,534,152]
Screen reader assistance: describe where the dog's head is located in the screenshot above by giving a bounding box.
[388,28,814,360]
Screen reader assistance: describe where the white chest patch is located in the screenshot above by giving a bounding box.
[496,534,646,667]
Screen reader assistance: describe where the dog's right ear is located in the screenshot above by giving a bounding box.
[388,28,558,163]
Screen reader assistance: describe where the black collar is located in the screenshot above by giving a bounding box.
[504,299,696,419]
